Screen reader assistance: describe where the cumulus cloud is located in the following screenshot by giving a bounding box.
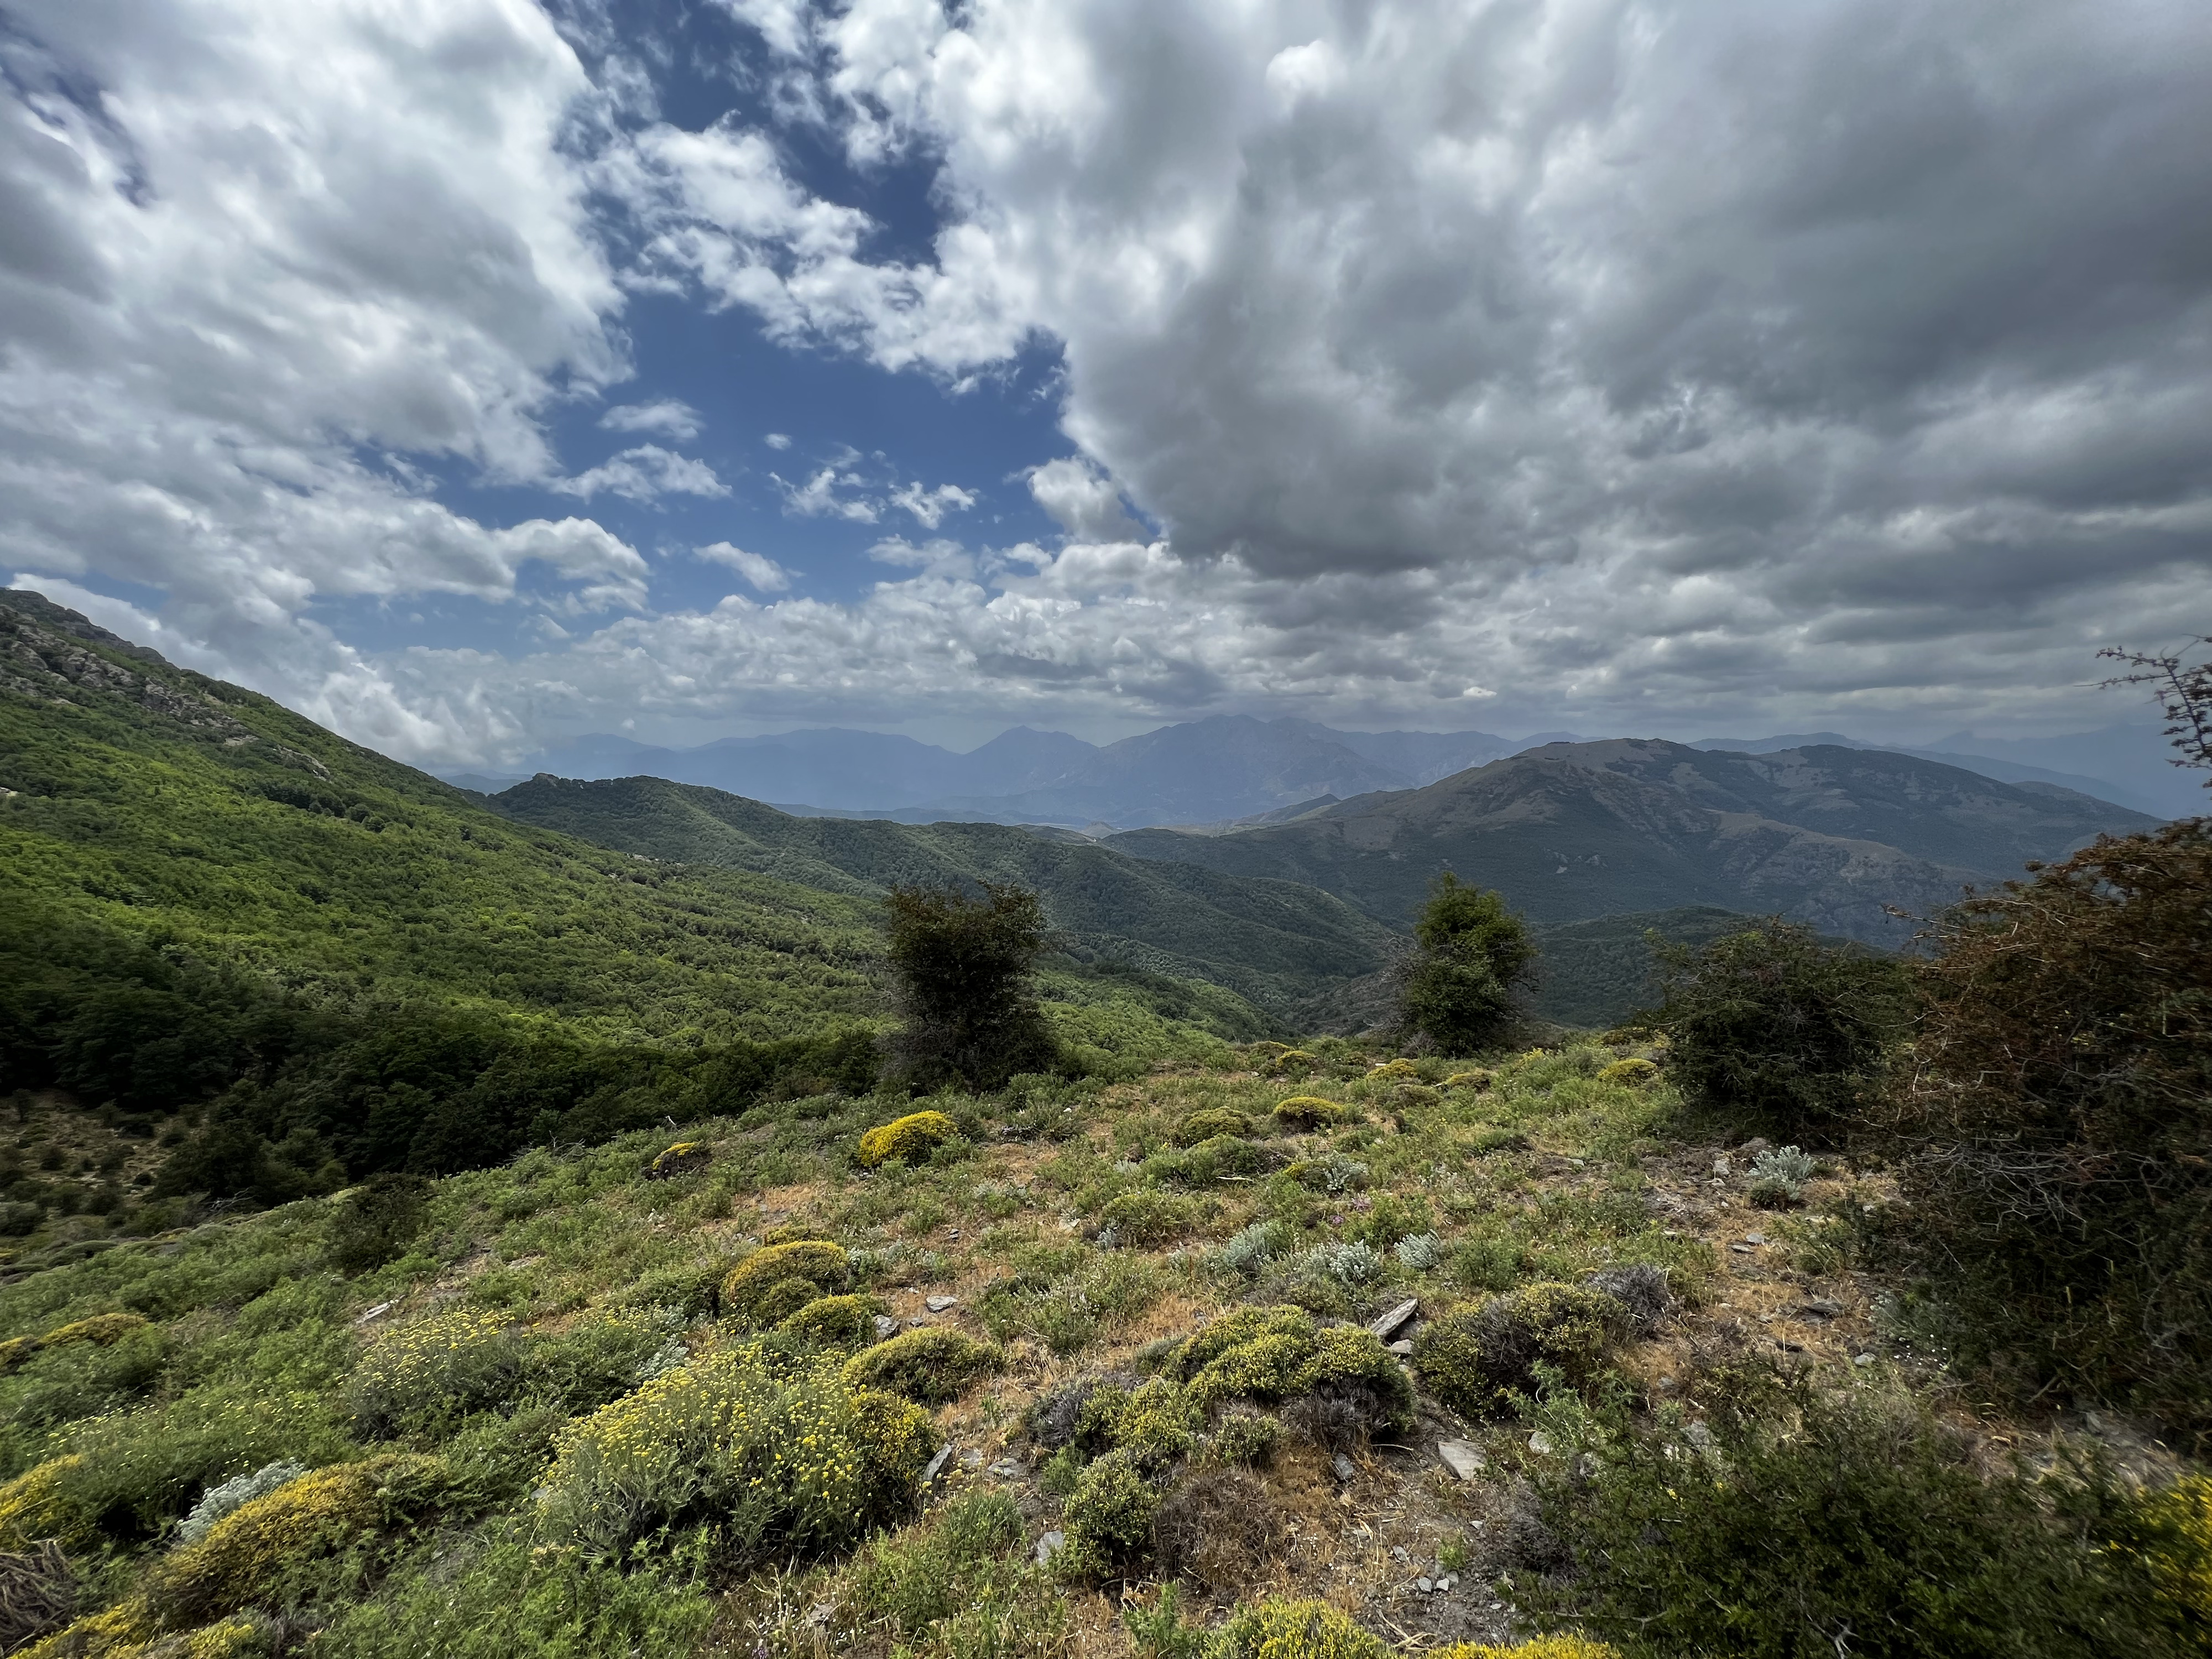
[666,0,2210,719]
[6,0,2206,766]
[890,480,978,528]
[600,399,703,439]
[0,0,643,759]
[552,445,729,502]
[695,539,792,591]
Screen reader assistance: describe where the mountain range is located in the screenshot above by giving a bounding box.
[445,711,2191,830]
[1104,738,2159,944]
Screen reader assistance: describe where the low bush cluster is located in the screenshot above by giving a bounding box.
[856,1110,958,1170]
[841,1327,1001,1405]
[722,1240,851,1324]
[1414,1282,1627,1417]
[1272,1097,1344,1130]
[1515,1384,2210,1658]
[538,1343,933,1562]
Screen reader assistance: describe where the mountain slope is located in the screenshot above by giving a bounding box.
[483,772,1399,1016]
[1104,739,2157,942]
[0,591,1258,1223]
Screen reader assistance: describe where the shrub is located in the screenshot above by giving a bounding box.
[1650,919,1911,1141]
[0,1458,92,1550]
[645,1141,712,1180]
[1889,817,2212,1442]
[1218,1219,1292,1275]
[857,1110,958,1170]
[1395,1231,1447,1271]
[1266,1050,1320,1077]
[174,1459,307,1547]
[1285,1153,1367,1193]
[1206,1597,1386,1659]
[777,1293,888,1350]
[1513,1386,2201,1658]
[1204,1408,1281,1468]
[1595,1058,1658,1088]
[1444,1070,1494,1090]
[147,1454,450,1626]
[1414,1283,1626,1417]
[325,1173,430,1275]
[1176,1306,1411,1431]
[1099,1189,1197,1246]
[1058,1448,1158,1580]
[539,1344,932,1561]
[346,1311,522,1439]
[841,1327,1001,1405]
[722,1240,849,1321]
[1273,1097,1344,1131]
[882,881,1059,1092]
[1746,1144,1816,1208]
[1396,875,1537,1056]
[1151,1134,1266,1187]
[1173,1108,1255,1146]
[39,1314,149,1351]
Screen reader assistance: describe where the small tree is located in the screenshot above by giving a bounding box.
[1396,874,1535,1055]
[1649,919,1911,1141]
[883,881,1059,1092]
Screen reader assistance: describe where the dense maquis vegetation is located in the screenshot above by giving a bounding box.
[3,590,2208,1659]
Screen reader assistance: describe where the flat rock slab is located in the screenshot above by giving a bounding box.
[1368,1298,1420,1341]
[925,1295,959,1313]
[1437,1439,1485,1480]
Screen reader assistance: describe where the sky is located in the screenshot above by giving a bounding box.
[1,0,2206,766]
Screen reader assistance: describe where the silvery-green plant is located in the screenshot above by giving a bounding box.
[1305,1154,1369,1194]
[1394,1230,1446,1271]
[1748,1144,1818,1208]
[1219,1219,1291,1275]
[1311,1240,1386,1287]
[175,1459,305,1547]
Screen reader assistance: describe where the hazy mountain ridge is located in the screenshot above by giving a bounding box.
[458,711,2179,830]
[1104,739,2157,943]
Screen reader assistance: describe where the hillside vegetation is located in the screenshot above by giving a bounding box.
[0,593,1257,1237]
[2,1040,2202,1658]
[483,773,1397,1017]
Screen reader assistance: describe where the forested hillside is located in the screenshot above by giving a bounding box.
[483,773,1397,1016]
[1109,739,2154,941]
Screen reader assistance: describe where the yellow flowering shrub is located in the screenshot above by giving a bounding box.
[144,1454,447,1626]
[345,1310,521,1438]
[1443,1070,1494,1090]
[1369,1060,1421,1080]
[0,1334,39,1374]
[1205,1597,1387,1658]
[1272,1097,1344,1130]
[855,1110,958,1169]
[646,1141,713,1180]
[14,1601,157,1659]
[1413,1282,1625,1417]
[722,1240,850,1322]
[41,1313,150,1350]
[1436,1642,1619,1659]
[0,1456,93,1548]
[1266,1049,1321,1077]
[2137,1474,2212,1621]
[841,1327,1001,1405]
[1595,1058,1659,1088]
[539,1343,932,1562]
